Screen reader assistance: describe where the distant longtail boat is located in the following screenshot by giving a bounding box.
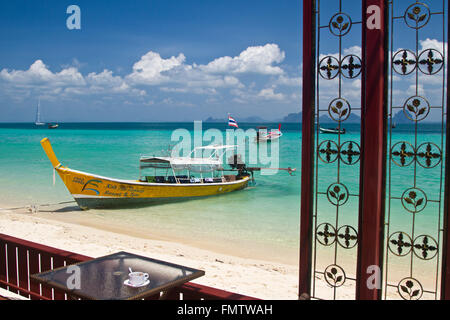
[319,127,346,134]
[256,124,283,142]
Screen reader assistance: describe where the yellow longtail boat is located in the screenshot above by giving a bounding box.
[40,138,250,210]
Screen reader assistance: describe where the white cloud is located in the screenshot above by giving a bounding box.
[126,51,186,85]
[258,87,285,101]
[0,61,143,99]
[86,69,131,93]
[160,86,218,95]
[276,75,301,87]
[159,87,189,93]
[407,83,425,96]
[124,50,249,91]
[419,38,445,52]
[199,44,285,75]
[0,43,296,106]
[0,60,85,87]
[161,97,194,107]
[179,71,244,90]
[343,46,362,57]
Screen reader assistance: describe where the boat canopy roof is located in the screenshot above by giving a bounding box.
[139,144,236,172]
[139,157,172,169]
[140,156,221,165]
[140,156,223,172]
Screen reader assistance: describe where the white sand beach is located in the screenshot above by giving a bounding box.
[1,203,411,300]
[0,205,301,300]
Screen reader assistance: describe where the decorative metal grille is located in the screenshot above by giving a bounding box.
[312,0,363,300]
[384,0,447,300]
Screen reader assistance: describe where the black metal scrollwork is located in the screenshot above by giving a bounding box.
[316,223,337,246]
[391,142,416,167]
[329,13,352,37]
[393,50,417,75]
[318,140,339,164]
[319,56,340,80]
[404,3,431,29]
[318,141,361,165]
[337,226,358,249]
[403,96,430,122]
[341,55,362,79]
[324,265,346,288]
[401,188,427,214]
[313,3,362,300]
[327,183,349,206]
[340,141,361,165]
[328,98,351,122]
[416,143,442,169]
[413,235,438,260]
[391,141,442,168]
[398,278,424,300]
[418,49,444,75]
[386,0,445,301]
[319,55,362,80]
[389,232,413,257]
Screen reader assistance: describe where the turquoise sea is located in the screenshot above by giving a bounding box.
[0,122,444,267]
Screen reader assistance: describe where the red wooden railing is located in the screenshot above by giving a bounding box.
[298,0,315,299]
[356,0,388,300]
[0,233,258,300]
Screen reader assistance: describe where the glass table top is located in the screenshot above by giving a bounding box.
[31,251,205,300]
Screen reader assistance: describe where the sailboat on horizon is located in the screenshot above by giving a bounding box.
[35,99,45,126]
[35,98,59,129]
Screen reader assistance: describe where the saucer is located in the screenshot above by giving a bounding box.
[124,279,150,288]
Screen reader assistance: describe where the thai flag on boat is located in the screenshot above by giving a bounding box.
[228,115,238,128]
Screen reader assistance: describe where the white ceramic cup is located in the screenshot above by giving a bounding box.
[128,271,149,286]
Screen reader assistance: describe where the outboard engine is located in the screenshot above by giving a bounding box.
[228,154,245,170]
[228,154,251,180]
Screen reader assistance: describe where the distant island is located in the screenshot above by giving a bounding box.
[279,110,427,124]
[205,110,438,124]
[281,112,302,122]
[392,109,412,124]
[279,112,361,123]
[205,113,300,123]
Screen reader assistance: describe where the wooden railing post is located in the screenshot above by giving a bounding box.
[356,0,388,300]
[299,0,316,299]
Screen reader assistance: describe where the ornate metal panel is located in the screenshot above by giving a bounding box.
[384,0,447,300]
[311,0,363,300]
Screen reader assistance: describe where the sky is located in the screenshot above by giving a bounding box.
[314,0,447,123]
[0,0,302,122]
[0,1,446,123]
